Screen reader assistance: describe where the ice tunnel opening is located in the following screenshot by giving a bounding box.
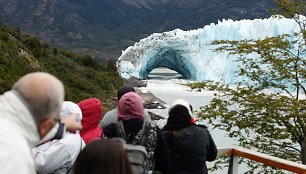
[139,49,197,80]
[148,67,185,80]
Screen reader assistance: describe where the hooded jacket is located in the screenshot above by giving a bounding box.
[34,101,86,174]
[117,92,144,121]
[163,100,217,174]
[78,98,102,144]
[101,86,152,130]
[103,92,171,173]
[0,90,40,174]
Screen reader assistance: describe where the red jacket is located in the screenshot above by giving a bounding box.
[78,98,102,144]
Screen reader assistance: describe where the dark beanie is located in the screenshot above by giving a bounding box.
[117,85,135,100]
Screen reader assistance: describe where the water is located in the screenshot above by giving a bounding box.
[143,68,237,173]
[145,67,236,147]
[144,68,297,174]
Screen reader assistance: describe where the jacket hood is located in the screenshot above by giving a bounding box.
[78,98,102,142]
[117,92,144,121]
[163,104,194,131]
[78,98,102,130]
[169,99,193,116]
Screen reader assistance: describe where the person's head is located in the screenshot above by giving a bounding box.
[12,72,64,139]
[117,92,144,121]
[78,98,102,129]
[164,99,194,131]
[60,101,83,132]
[117,85,135,100]
[73,139,132,174]
[170,99,193,116]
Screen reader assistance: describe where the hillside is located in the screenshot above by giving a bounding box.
[0,0,274,60]
[0,20,123,110]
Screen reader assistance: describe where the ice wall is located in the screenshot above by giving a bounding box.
[116,16,300,83]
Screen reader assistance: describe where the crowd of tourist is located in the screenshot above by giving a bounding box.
[0,72,217,174]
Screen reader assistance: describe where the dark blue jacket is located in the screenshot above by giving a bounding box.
[163,125,217,174]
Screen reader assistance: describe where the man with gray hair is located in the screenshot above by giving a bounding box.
[0,72,81,174]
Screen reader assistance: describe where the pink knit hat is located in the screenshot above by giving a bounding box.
[117,92,144,120]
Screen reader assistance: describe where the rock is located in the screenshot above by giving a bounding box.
[147,111,166,120]
[134,88,167,109]
[124,77,147,87]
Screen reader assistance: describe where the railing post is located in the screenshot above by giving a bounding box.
[228,154,238,174]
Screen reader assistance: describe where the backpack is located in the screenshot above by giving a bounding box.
[115,120,152,174]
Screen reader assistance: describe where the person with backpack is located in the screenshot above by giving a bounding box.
[162,99,218,174]
[103,92,171,174]
[101,85,152,130]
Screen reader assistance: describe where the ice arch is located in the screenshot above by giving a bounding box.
[141,49,196,79]
[116,16,300,82]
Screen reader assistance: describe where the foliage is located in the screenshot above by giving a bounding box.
[0,21,124,111]
[189,0,306,172]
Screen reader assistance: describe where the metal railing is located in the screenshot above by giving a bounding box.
[217,147,306,174]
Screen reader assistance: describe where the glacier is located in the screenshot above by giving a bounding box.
[116,16,301,83]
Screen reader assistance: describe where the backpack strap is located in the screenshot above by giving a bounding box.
[138,120,151,146]
[115,121,127,140]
